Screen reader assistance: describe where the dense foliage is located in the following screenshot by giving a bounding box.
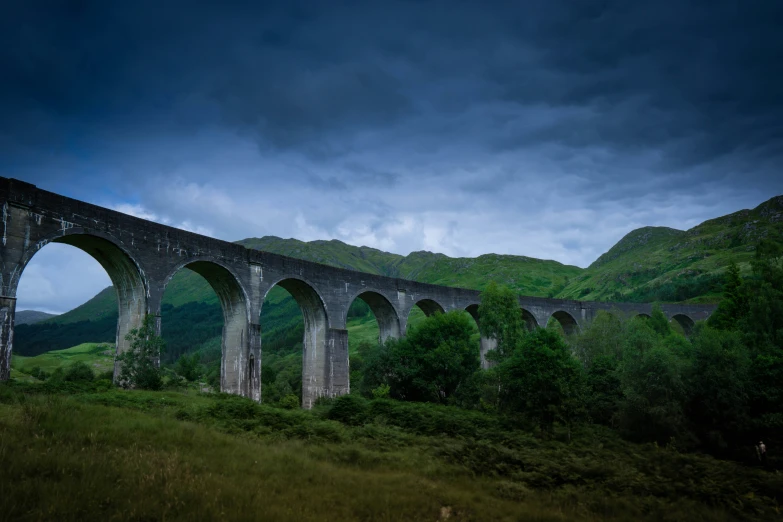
[348,242,783,468]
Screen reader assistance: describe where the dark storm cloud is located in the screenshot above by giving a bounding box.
[2,0,782,170]
[4,0,783,315]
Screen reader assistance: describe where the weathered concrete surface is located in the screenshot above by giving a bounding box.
[0,177,718,404]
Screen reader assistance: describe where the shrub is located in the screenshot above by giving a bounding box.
[371,384,390,399]
[278,394,300,410]
[64,362,95,382]
[327,395,369,426]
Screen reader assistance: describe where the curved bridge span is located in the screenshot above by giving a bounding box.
[0,178,717,407]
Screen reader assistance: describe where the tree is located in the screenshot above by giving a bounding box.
[362,311,480,403]
[648,303,672,338]
[498,328,586,436]
[617,319,690,444]
[708,261,747,330]
[686,324,749,451]
[478,282,524,361]
[573,310,625,368]
[117,314,165,390]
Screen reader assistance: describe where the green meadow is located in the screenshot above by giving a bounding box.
[12,342,115,376]
[1,383,780,522]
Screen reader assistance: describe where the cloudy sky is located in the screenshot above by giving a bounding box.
[2,0,782,313]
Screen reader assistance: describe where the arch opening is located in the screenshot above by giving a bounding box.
[9,233,147,382]
[406,298,445,334]
[346,291,402,392]
[464,304,492,368]
[261,278,329,408]
[349,291,401,345]
[164,261,250,396]
[549,310,580,336]
[521,308,539,331]
[10,240,132,380]
[158,267,226,393]
[670,314,695,336]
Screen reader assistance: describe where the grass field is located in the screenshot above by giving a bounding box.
[12,342,115,376]
[1,383,780,521]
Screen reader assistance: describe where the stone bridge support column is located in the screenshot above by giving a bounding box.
[0,296,17,381]
[479,336,497,370]
[248,322,261,401]
[328,328,350,399]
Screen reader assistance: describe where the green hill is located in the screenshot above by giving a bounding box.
[15,310,57,325]
[238,236,581,295]
[558,195,783,303]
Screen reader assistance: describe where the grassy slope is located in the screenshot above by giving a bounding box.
[239,236,582,294]
[558,195,783,303]
[1,385,780,521]
[12,342,115,374]
[15,310,58,325]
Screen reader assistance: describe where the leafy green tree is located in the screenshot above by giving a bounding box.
[585,355,622,426]
[648,303,672,338]
[362,311,479,403]
[478,282,524,361]
[573,310,625,367]
[686,324,749,451]
[117,315,165,391]
[708,261,746,330]
[617,319,690,444]
[498,328,586,436]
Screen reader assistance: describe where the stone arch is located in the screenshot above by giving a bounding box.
[13,229,149,382]
[670,314,695,335]
[521,308,539,331]
[164,259,252,396]
[406,298,446,334]
[262,277,330,408]
[465,303,480,326]
[347,289,401,343]
[636,313,652,320]
[413,298,445,317]
[550,310,580,335]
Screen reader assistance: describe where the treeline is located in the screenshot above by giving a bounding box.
[13,317,116,356]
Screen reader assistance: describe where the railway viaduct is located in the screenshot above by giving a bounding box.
[0,178,717,407]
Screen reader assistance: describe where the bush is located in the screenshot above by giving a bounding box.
[327,395,369,426]
[64,362,95,382]
[371,384,390,399]
[278,394,300,410]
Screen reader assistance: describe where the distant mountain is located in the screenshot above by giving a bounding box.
[238,237,581,296]
[14,310,57,325]
[558,195,783,303]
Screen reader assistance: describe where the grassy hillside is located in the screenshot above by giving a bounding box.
[12,342,114,375]
[558,195,783,303]
[1,384,780,521]
[239,236,581,295]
